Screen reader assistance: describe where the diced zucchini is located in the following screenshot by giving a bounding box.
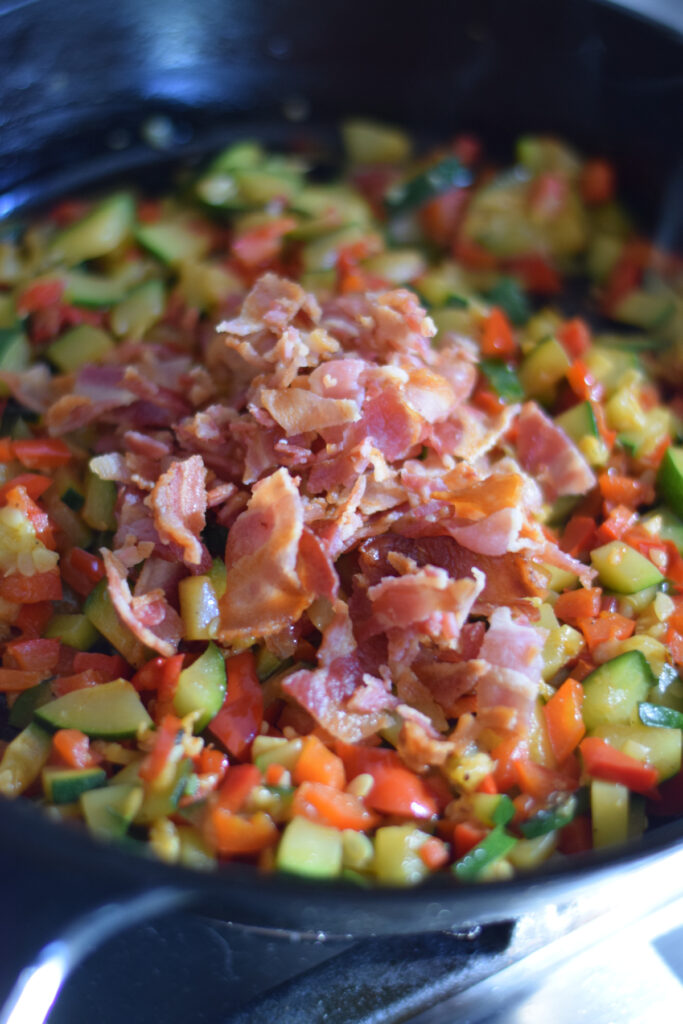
[587,234,623,283]
[8,679,54,729]
[485,276,531,326]
[417,261,469,307]
[114,756,192,825]
[638,702,683,730]
[0,326,30,383]
[590,541,664,593]
[519,336,571,401]
[207,557,227,600]
[479,359,524,402]
[50,193,135,266]
[592,722,682,781]
[110,279,165,340]
[172,642,227,731]
[541,624,584,682]
[47,324,115,373]
[44,613,98,650]
[81,782,143,839]
[178,261,241,311]
[507,831,557,871]
[82,471,117,532]
[135,220,210,267]
[582,651,655,731]
[647,664,683,714]
[207,141,264,173]
[252,736,303,773]
[178,576,220,641]
[555,401,598,444]
[642,508,683,554]
[516,135,580,175]
[42,766,106,804]
[363,249,426,285]
[177,826,216,870]
[584,345,638,393]
[452,827,517,882]
[341,119,412,165]
[276,817,343,879]
[591,779,629,849]
[612,288,675,331]
[385,156,469,215]
[520,794,577,838]
[657,446,683,517]
[373,825,431,885]
[471,793,515,828]
[84,579,147,668]
[63,270,126,307]
[35,679,152,739]
[233,167,302,206]
[0,723,52,797]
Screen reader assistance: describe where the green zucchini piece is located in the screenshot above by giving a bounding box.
[173,642,227,731]
[479,359,524,403]
[555,401,599,445]
[135,220,210,266]
[611,288,675,331]
[452,826,517,882]
[206,141,264,173]
[582,650,655,731]
[520,794,577,838]
[276,817,343,879]
[642,508,683,554]
[0,326,30,380]
[385,156,469,215]
[35,679,152,739]
[638,702,683,730]
[485,276,531,326]
[50,193,135,266]
[84,579,147,668]
[114,756,192,825]
[44,613,98,651]
[81,782,143,839]
[8,679,54,729]
[591,722,682,781]
[63,270,127,307]
[590,541,664,593]
[373,825,431,885]
[341,119,412,165]
[110,279,165,340]
[657,446,683,517]
[301,225,372,272]
[471,793,516,828]
[82,472,117,531]
[518,335,571,401]
[0,723,52,797]
[61,486,85,512]
[47,324,115,373]
[591,779,629,849]
[178,575,219,641]
[42,766,106,804]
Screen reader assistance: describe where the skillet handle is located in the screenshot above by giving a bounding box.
[0,843,192,1024]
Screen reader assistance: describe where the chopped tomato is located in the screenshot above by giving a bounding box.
[139,714,184,784]
[216,764,261,813]
[292,781,378,831]
[554,587,602,627]
[15,602,53,639]
[543,678,585,764]
[207,809,278,856]
[60,548,105,597]
[559,319,592,359]
[580,159,615,205]
[50,670,102,698]
[293,734,346,790]
[453,821,488,859]
[52,729,93,769]
[16,278,64,314]
[513,758,579,801]
[132,655,184,701]
[507,254,561,293]
[0,570,62,604]
[72,652,130,681]
[3,485,55,549]
[0,474,52,503]
[5,637,59,674]
[419,836,450,870]
[0,668,45,692]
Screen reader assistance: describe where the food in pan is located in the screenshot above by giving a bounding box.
[0,122,681,884]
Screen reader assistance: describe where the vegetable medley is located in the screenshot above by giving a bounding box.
[0,122,682,885]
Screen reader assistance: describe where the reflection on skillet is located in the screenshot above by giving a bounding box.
[0,121,682,888]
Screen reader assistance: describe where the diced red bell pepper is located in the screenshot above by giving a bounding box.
[72,652,130,681]
[0,570,62,603]
[5,637,59,674]
[216,763,261,813]
[12,439,72,470]
[52,729,93,769]
[60,548,105,597]
[208,650,263,761]
[579,736,658,794]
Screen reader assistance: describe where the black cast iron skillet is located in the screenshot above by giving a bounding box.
[0,0,682,1011]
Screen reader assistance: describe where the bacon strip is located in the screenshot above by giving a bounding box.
[147,456,207,567]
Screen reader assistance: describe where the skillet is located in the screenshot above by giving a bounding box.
[0,0,682,1007]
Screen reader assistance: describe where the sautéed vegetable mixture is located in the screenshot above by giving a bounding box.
[0,122,682,884]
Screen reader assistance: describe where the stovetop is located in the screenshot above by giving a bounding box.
[16,850,679,1024]
[2,843,683,1024]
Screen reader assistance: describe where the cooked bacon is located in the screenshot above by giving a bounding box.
[260,388,360,435]
[147,456,207,567]
[415,659,488,718]
[0,365,53,413]
[516,402,596,499]
[102,549,183,657]
[217,468,311,643]
[475,662,538,735]
[397,718,454,771]
[448,507,523,556]
[479,606,546,683]
[282,602,393,742]
[367,564,484,645]
[359,534,546,612]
